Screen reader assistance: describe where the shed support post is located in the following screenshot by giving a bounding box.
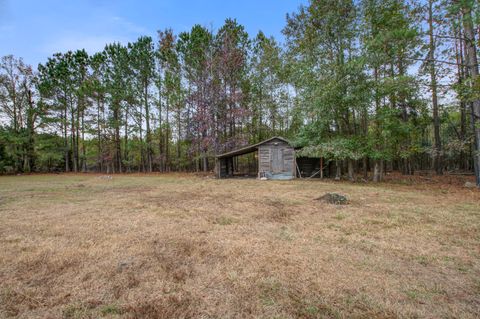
[320,157,323,179]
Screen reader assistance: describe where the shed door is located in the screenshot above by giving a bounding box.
[271,148,284,173]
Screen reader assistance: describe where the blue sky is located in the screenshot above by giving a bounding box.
[0,0,306,68]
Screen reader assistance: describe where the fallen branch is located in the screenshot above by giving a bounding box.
[307,166,326,179]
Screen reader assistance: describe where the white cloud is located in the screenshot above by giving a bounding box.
[40,15,150,56]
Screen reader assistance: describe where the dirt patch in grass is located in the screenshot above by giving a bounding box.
[0,174,479,318]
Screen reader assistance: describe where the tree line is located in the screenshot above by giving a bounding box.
[1,0,479,186]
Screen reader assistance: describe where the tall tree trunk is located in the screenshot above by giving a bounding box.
[203,151,208,172]
[64,97,69,172]
[124,106,129,173]
[348,159,354,181]
[428,0,443,175]
[145,83,152,172]
[76,101,80,172]
[96,97,102,172]
[397,58,411,176]
[165,94,170,171]
[455,22,468,170]
[81,108,86,172]
[139,103,145,173]
[71,100,77,173]
[102,98,107,172]
[176,106,181,170]
[373,66,383,182]
[24,89,35,173]
[373,160,382,182]
[335,160,341,180]
[362,157,368,179]
[362,98,369,179]
[462,5,480,186]
[157,88,163,172]
[113,102,122,173]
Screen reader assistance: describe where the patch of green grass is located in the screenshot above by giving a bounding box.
[226,270,238,282]
[63,303,89,319]
[214,216,236,225]
[259,277,282,307]
[455,203,480,215]
[277,226,294,241]
[293,297,342,319]
[473,279,480,294]
[64,302,122,318]
[100,304,122,316]
[261,295,276,307]
[404,283,446,303]
[415,255,436,266]
[405,289,420,301]
[304,305,320,315]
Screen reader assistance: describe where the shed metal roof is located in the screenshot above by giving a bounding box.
[216,136,291,159]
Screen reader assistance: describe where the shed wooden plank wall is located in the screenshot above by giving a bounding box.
[258,139,295,179]
[283,148,295,174]
[216,137,295,179]
[259,147,271,173]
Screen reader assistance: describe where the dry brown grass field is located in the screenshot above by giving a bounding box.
[0,173,479,319]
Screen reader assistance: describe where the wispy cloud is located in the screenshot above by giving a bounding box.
[0,25,14,33]
[110,16,148,35]
[40,14,149,56]
[41,34,130,55]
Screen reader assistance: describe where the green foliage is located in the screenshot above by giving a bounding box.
[297,137,366,160]
[285,0,430,170]
[0,0,477,176]
[0,127,15,173]
[35,133,64,172]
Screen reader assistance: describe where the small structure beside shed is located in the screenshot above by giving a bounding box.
[216,137,296,180]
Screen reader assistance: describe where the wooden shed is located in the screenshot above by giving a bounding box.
[216,137,296,180]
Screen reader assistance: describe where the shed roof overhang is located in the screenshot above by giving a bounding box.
[216,136,291,159]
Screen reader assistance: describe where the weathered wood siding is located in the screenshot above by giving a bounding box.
[258,139,295,179]
[216,137,295,179]
[259,147,271,173]
[282,148,295,174]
